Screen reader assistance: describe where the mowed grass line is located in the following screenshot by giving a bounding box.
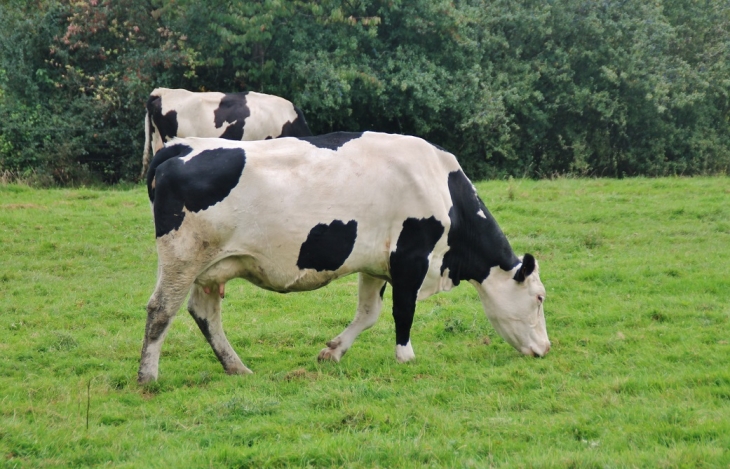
[0,178,728,468]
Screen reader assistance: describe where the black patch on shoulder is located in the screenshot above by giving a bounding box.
[147,143,194,202]
[440,170,519,285]
[214,92,250,140]
[297,132,364,151]
[153,148,246,238]
[297,220,358,271]
[390,216,444,346]
[147,94,177,142]
[279,106,313,138]
[390,217,445,296]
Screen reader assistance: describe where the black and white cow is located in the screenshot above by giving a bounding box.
[140,88,312,178]
[138,132,550,383]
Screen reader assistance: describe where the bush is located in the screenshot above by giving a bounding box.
[1,0,729,183]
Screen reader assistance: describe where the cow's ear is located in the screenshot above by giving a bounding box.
[513,253,536,283]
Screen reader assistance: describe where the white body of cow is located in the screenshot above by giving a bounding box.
[138,132,550,383]
[140,88,311,178]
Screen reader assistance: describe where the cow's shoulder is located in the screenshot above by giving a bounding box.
[279,105,312,138]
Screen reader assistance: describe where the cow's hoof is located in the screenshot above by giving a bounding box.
[225,364,253,375]
[317,347,341,362]
[395,342,415,363]
[137,372,157,385]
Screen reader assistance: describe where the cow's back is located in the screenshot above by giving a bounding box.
[148,88,308,141]
[241,92,310,139]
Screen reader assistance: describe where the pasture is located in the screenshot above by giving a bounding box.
[1,177,729,468]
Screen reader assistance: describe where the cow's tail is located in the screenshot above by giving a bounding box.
[140,109,151,180]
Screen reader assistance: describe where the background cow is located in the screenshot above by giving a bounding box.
[140,88,312,178]
[138,132,550,383]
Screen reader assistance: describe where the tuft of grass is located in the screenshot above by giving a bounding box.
[0,177,729,467]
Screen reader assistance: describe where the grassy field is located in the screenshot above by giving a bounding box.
[1,177,729,468]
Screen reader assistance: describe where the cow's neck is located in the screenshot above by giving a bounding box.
[440,171,519,285]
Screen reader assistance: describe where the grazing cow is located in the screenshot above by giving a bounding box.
[138,132,550,383]
[140,88,312,178]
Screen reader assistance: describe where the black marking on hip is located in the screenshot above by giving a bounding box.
[147,143,193,203]
[153,147,246,238]
[390,216,444,346]
[279,106,313,138]
[148,94,178,142]
[297,132,364,151]
[440,170,519,285]
[297,219,358,271]
[214,92,251,141]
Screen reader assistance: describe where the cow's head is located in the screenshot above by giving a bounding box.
[474,254,551,357]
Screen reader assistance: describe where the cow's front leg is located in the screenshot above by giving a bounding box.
[188,283,252,375]
[386,216,444,363]
[318,273,386,362]
[391,286,417,363]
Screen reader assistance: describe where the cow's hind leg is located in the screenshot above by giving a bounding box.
[138,277,193,384]
[318,273,386,362]
[187,284,252,375]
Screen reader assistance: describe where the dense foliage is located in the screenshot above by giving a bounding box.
[1,0,729,183]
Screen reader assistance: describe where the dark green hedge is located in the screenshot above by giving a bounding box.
[1,0,729,184]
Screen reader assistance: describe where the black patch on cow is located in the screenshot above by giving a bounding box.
[379,283,387,299]
[153,148,246,238]
[214,92,251,140]
[297,220,358,271]
[440,170,519,285]
[390,216,444,346]
[188,312,230,367]
[147,94,178,142]
[298,132,364,151]
[146,143,193,203]
[190,314,213,344]
[279,106,313,138]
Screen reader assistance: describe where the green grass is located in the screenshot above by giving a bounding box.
[1,177,729,468]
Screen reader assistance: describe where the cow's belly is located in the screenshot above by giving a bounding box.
[194,254,349,293]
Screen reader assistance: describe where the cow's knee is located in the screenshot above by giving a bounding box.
[145,299,175,342]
